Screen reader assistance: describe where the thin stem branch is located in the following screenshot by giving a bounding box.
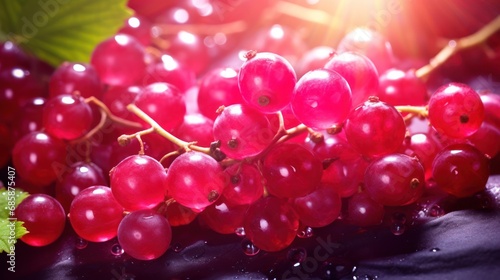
[117,127,155,146]
[159,150,181,165]
[273,1,332,25]
[136,134,145,155]
[416,15,500,80]
[395,105,428,118]
[85,96,142,128]
[277,124,308,145]
[126,104,210,154]
[70,108,106,144]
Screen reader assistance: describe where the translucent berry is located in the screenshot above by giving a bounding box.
[428,83,484,138]
[238,52,296,113]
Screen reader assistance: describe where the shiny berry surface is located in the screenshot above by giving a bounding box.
[12,132,67,187]
[16,194,66,246]
[12,97,46,142]
[133,82,186,131]
[166,151,227,211]
[222,162,264,205]
[323,51,379,107]
[55,161,107,213]
[377,68,428,107]
[102,85,141,120]
[213,104,274,160]
[344,97,406,158]
[43,94,93,140]
[69,186,124,242]
[117,209,172,260]
[49,62,102,99]
[142,54,196,93]
[238,52,296,113]
[428,83,484,138]
[262,143,322,198]
[346,192,385,227]
[110,155,168,211]
[291,68,352,129]
[90,34,146,86]
[243,196,299,252]
[432,143,489,197]
[173,114,214,147]
[364,153,425,206]
[197,67,243,120]
[290,183,342,228]
[199,197,249,234]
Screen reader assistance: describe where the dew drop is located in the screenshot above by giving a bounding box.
[235,227,246,236]
[428,204,444,217]
[390,223,406,235]
[320,261,357,279]
[297,226,314,238]
[241,239,260,256]
[287,247,307,266]
[172,243,185,253]
[430,247,440,252]
[353,274,378,280]
[111,243,124,256]
[75,238,88,249]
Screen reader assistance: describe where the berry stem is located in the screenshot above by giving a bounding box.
[280,124,308,143]
[395,105,428,118]
[416,15,500,80]
[70,108,107,144]
[126,104,211,154]
[85,96,142,128]
[159,150,181,165]
[273,1,332,25]
[71,97,143,144]
[117,127,154,147]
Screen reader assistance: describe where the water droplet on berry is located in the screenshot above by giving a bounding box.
[353,274,378,280]
[390,223,406,235]
[235,227,246,236]
[111,243,124,256]
[172,243,184,253]
[320,261,357,279]
[75,238,88,249]
[428,204,444,217]
[430,247,440,252]
[297,226,314,238]
[287,247,307,266]
[241,239,260,256]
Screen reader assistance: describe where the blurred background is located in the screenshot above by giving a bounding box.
[126,0,500,84]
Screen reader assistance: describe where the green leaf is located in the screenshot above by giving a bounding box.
[0,220,28,254]
[0,188,29,253]
[0,188,29,220]
[0,0,132,67]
